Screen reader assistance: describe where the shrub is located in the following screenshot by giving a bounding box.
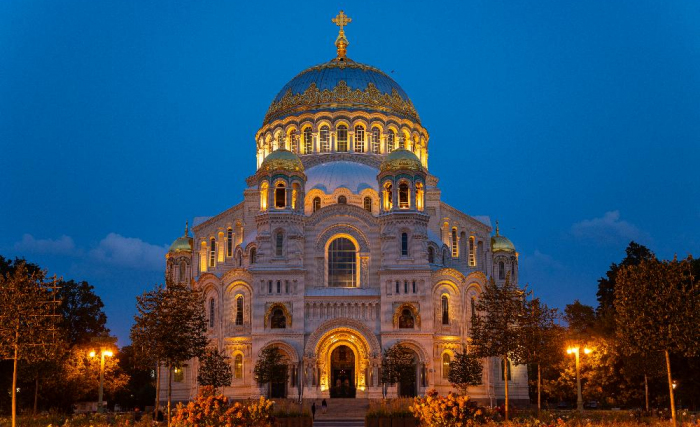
[172,386,274,427]
[409,389,488,427]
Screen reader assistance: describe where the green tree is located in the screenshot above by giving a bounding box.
[58,280,109,347]
[615,257,700,427]
[0,261,61,427]
[131,278,208,425]
[112,345,156,411]
[380,344,416,397]
[564,300,596,341]
[469,275,529,420]
[520,297,561,411]
[596,242,655,336]
[197,348,233,393]
[253,346,288,397]
[447,350,483,395]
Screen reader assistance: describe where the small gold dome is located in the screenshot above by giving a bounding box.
[260,149,304,173]
[380,149,423,173]
[169,222,193,253]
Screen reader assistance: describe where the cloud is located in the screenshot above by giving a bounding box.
[14,234,77,256]
[571,211,650,245]
[89,233,167,271]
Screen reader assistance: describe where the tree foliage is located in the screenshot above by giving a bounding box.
[197,347,233,391]
[57,280,109,347]
[615,256,700,426]
[469,275,529,419]
[447,350,482,395]
[253,346,288,395]
[380,344,416,392]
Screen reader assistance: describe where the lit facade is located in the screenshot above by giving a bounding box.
[161,13,527,405]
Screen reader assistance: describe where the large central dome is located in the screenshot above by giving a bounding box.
[263,57,420,126]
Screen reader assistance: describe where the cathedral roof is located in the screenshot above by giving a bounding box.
[380,149,423,173]
[491,222,516,253]
[305,161,379,194]
[263,57,419,125]
[169,222,193,253]
[259,149,304,173]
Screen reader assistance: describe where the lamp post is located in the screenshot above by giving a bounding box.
[566,346,591,413]
[90,349,113,413]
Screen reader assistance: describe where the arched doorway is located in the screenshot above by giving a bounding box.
[330,345,355,398]
[398,350,418,397]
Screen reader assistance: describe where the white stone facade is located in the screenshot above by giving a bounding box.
[160,47,528,406]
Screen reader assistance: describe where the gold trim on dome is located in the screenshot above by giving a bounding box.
[380,158,423,173]
[264,80,420,125]
[259,158,304,173]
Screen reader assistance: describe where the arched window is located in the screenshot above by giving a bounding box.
[179,262,186,282]
[451,228,458,258]
[226,228,233,257]
[271,308,286,329]
[338,195,347,204]
[289,130,298,153]
[468,236,476,266]
[319,125,330,152]
[276,132,284,150]
[442,250,447,265]
[511,260,515,275]
[416,182,424,211]
[260,182,269,211]
[236,251,242,267]
[387,130,396,152]
[499,261,505,279]
[250,248,257,264]
[234,354,243,379]
[275,182,286,209]
[471,297,476,321]
[363,196,372,212]
[371,128,380,153]
[313,196,321,212]
[209,238,216,267]
[398,182,409,209]
[292,183,300,210]
[442,353,451,379]
[399,308,414,329]
[354,125,365,152]
[399,133,406,149]
[235,222,243,246]
[303,127,313,153]
[209,298,215,328]
[401,233,409,256]
[428,247,435,264]
[441,295,449,325]
[337,124,348,152]
[383,182,393,211]
[235,295,244,326]
[328,237,357,287]
[275,232,283,257]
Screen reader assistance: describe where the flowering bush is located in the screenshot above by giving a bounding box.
[409,389,488,427]
[172,386,274,427]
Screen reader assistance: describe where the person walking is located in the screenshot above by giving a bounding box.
[311,401,316,420]
[321,399,327,414]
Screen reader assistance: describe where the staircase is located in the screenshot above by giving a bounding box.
[313,398,368,427]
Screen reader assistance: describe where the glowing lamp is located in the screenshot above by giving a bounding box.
[584,348,592,355]
[103,350,113,357]
[89,351,96,358]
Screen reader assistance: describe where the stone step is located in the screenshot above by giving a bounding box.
[313,421,365,427]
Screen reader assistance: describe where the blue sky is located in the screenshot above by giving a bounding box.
[2,0,699,344]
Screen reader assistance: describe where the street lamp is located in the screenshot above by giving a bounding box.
[90,348,113,413]
[566,346,592,413]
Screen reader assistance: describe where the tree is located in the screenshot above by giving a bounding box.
[615,257,700,427]
[447,350,483,395]
[112,345,156,411]
[131,278,208,425]
[0,260,61,427]
[596,242,655,336]
[469,275,529,420]
[58,280,109,347]
[197,348,233,393]
[520,297,561,412]
[253,346,288,397]
[380,344,416,397]
[564,300,596,340]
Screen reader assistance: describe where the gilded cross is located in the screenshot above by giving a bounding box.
[332,10,352,32]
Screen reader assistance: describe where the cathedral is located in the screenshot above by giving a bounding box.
[161,12,528,405]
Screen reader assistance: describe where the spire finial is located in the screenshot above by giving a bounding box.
[332,10,352,59]
[495,220,500,236]
[184,221,189,237]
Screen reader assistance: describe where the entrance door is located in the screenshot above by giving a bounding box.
[270,365,287,398]
[398,352,418,397]
[330,345,356,398]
